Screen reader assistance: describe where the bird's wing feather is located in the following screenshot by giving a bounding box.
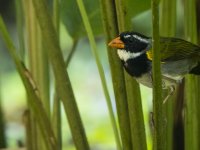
[147,37,200,61]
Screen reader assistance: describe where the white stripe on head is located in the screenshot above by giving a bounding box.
[124,34,131,38]
[117,49,143,62]
[132,34,149,43]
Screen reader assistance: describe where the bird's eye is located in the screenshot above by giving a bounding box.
[128,38,134,43]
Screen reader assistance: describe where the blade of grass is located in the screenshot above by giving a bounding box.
[151,0,166,149]
[0,16,57,150]
[31,0,90,149]
[75,0,121,149]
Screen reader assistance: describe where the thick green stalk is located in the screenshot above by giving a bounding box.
[25,1,50,117]
[125,77,147,150]
[76,0,121,149]
[23,1,50,149]
[31,0,90,149]
[152,0,165,149]
[0,16,57,150]
[99,1,133,149]
[115,0,147,149]
[160,0,176,149]
[22,1,39,149]
[160,0,176,36]
[184,0,199,149]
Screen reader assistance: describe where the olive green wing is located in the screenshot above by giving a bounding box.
[147,37,200,61]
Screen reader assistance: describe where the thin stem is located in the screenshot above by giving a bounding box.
[151,0,165,149]
[0,74,6,148]
[0,16,57,150]
[65,39,78,68]
[76,0,121,149]
[52,0,62,149]
[15,0,25,60]
[31,0,90,149]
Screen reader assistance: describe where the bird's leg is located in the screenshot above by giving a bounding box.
[163,85,176,104]
[149,112,155,132]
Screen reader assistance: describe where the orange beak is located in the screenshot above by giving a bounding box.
[108,37,125,49]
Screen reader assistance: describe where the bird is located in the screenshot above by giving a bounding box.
[108,31,200,102]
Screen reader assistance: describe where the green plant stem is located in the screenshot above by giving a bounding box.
[76,0,121,149]
[184,0,199,149]
[152,0,165,149]
[100,1,132,149]
[65,39,78,68]
[160,0,176,149]
[52,92,62,150]
[0,75,6,148]
[31,0,90,149]
[114,0,147,149]
[23,1,50,149]
[0,16,57,150]
[53,0,60,35]
[15,0,25,59]
[52,0,62,149]
[22,1,39,149]
[23,110,32,150]
[160,0,176,36]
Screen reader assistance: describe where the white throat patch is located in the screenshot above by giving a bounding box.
[117,49,143,62]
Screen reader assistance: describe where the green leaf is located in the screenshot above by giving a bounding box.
[60,0,151,39]
[60,0,103,39]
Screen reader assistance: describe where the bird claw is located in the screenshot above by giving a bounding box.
[163,86,175,104]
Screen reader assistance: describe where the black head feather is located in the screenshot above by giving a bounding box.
[119,31,150,53]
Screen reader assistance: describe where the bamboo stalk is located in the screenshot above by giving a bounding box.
[184,0,199,149]
[151,0,165,149]
[31,0,90,149]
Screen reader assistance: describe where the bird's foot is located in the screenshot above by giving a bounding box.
[163,86,175,104]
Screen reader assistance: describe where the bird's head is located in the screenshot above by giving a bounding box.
[108,31,151,61]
